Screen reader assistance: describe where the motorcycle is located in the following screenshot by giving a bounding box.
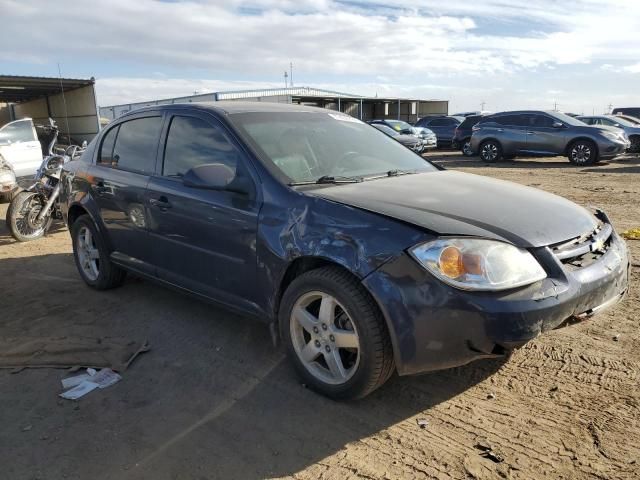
[6,119,85,242]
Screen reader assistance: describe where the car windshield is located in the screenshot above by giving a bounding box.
[548,111,585,126]
[606,116,635,127]
[229,112,436,184]
[385,120,413,132]
[373,124,399,136]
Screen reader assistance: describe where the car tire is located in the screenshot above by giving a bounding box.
[279,266,394,400]
[568,139,597,165]
[479,140,502,162]
[71,214,126,289]
[629,135,640,154]
[461,139,474,157]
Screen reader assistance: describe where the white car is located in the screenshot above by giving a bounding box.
[0,118,43,178]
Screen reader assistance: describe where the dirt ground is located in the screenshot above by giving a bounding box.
[0,153,638,480]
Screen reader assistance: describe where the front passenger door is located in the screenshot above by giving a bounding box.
[145,113,261,313]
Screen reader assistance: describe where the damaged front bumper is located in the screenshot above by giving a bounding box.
[362,226,630,376]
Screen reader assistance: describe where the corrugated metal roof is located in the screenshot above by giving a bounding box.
[216,86,363,100]
[0,75,94,103]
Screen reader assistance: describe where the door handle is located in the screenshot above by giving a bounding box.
[496,128,504,132]
[149,196,172,210]
[527,131,535,135]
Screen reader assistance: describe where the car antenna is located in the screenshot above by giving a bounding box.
[57,62,71,145]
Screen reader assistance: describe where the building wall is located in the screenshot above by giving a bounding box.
[13,85,100,143]
[0,102,14,127]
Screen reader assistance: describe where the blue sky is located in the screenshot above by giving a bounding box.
[2,0,639,113]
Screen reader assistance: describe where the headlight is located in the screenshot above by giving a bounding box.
[601,131,623,141]
[409,238,547,291]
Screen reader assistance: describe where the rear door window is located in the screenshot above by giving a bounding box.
[0,120,36,143]
[427,118,448,126]
[495,114,528,127]
[111,117,162,173]
[98,125,119,165]
[162,115,238,178]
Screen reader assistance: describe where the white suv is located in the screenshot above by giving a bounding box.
[0,118,43,178]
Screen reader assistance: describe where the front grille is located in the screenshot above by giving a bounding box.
[550,223,612,270]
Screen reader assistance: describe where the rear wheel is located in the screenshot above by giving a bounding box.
[568,139,597,165]
[280,266,394,400]
[479,140,502,162]
[71,215,126,289]
[629,135,640,154]
[6,191,52,242]
[461,139,474,157]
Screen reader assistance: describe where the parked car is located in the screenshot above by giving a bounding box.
[452,114,483,156]
[368,119,414,134]
[613,114,640,125]
[414,116,465,147]
[471,110,630,165]
[371,124,424,153]
[60,102,629,400]
[0,118,43,178]
[577,115,640,152]
[411,126,437,150]
[612,107,640,119]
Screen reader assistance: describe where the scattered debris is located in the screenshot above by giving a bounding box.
[622,228,640,240]
[487,392,496,400]
[21,425,32,432]
[59,368,122,400]
[550,385,559,392]
[416,418,429,429]
[613,334,620,342]
[475,439,505,463]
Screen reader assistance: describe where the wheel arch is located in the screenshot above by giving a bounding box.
[565,136,599,157]
[273,255,399,376]
[66,201,115,253]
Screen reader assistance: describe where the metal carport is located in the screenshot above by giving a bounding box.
[0,75,101,143]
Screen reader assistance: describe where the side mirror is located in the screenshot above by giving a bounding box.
[401,129,413,135]
[552,121,564,128]
[182,163,252,196]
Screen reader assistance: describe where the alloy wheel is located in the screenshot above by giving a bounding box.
[571,143,591,164]
[77,226,100,281]
[481,143,498,161]
[290,291,360,385]
[462,141,473,156]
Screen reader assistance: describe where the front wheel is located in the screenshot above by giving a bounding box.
[629,135,640,154]
[568,140,597,165]
[280,266,394,400]
[6,191,52,242]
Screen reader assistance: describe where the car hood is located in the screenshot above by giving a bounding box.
[309,170,598,248]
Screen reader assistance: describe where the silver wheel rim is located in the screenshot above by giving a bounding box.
[463,141,473,156]
[571,144,591,163]
[77,226,100,281]
[481,143,498,161]
[290,291,360,385]
[13,194,48,238]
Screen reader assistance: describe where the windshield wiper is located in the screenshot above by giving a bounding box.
[363,169,418,181]
[288,175,363,186]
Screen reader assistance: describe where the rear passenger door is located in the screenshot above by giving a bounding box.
[485,114,528,154]
[145,111,261,313]
[86,113,163,273]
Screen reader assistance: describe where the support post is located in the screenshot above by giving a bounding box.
[360,98,363,119]
[397,98,401,120]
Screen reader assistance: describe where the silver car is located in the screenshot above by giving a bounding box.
[471,110,629,165]
[577,115,640,153]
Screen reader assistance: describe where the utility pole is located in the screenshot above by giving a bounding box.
[607,103,613,113]
[553,101,559,111]
[290,62,294,87]
[480,101,486,111]
[284,71,288,88]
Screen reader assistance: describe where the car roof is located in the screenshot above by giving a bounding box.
[120,101,334,118]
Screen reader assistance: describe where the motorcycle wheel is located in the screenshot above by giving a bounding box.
[6,191,53,242]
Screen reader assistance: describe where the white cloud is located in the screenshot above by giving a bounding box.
[623,62,640,73]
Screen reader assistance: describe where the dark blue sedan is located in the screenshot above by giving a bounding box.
[60,102,629,399]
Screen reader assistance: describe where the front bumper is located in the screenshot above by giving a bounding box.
[599,139,630,158]
[363,229,630,376]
